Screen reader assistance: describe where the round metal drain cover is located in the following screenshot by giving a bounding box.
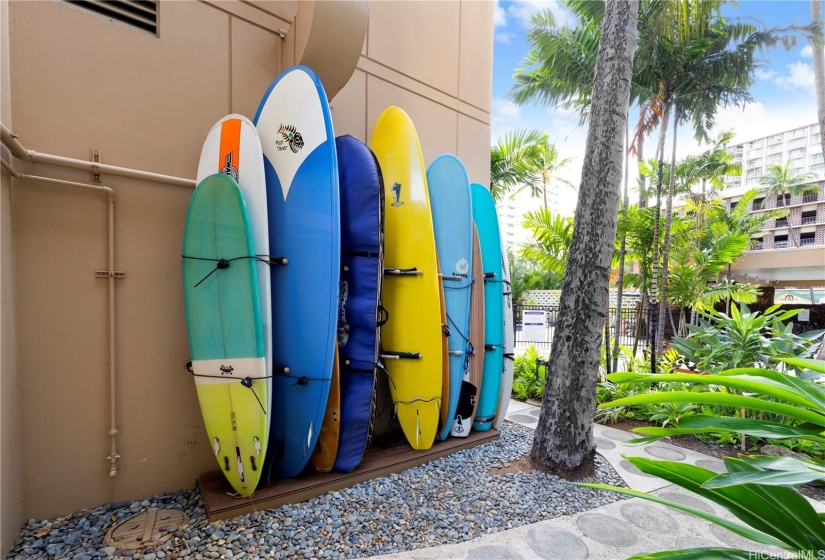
[104,509,188,550]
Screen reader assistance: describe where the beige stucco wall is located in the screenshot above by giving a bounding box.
[2,0,24,553]
[2,0,492,534]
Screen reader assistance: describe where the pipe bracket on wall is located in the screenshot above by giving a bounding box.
[95,271,126,279]
[92,149,101,183]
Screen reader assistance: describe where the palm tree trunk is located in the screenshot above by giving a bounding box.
[668,306,678,341]
[612,114,631,372]
[726,263,732,314]
[633,292,646,356]
[543,174,549,210]
[637,135,646,208]
[531,0,638,476]
[813,0,825,155]
[650,102,671,370]
[655,106,678,358]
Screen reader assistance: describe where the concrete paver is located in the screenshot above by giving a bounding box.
[377,399,818,559]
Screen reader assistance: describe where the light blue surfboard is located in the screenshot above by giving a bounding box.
[254,65,340,479]
[470,183,504,432]
[427,155,473,441]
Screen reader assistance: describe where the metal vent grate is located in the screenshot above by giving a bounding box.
[62,1,158,35]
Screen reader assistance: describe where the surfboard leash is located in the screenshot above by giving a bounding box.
[445,312,469,345]
[181,254,288,288]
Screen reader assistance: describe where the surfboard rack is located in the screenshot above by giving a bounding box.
[199,428,499,522]
[380,351,421,360]
[384,267,423,276]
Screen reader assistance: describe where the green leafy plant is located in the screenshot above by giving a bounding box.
[584,358,825,558]
[670,303,824,374]
[512,345,548,401]
[647,399,699,428]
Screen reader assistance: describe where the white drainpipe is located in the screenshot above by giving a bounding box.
[1,124,194,477]
[1,122,195,188]
[1,157,122,476]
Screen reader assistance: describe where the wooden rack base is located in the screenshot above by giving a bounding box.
[199,429,499,521]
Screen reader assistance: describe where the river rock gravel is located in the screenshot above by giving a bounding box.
[6,423,628,559]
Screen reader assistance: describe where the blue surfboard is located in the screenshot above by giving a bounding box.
[470,183,504,432]
[427,155,473,440]
[333,135,384,473]
[254,66,340,479]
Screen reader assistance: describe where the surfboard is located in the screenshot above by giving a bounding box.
[370,106,442,450]
[471,183,504,432]
[311,344,340,473]
[254,65,340,479]
[182,173,268,497]
[494,238,515,431]
[333,135,384,473]
[196,115,271,448]
[451,223,484,438]
[427,154,472,441]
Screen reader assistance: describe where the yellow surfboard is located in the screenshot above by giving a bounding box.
[370,107,443,450]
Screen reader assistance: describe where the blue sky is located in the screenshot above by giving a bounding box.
[492,0,820,214]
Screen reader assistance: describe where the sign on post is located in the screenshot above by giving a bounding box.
[522,309,547,342]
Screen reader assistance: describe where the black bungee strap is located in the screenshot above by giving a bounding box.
[182,254,288,288]
[187,366,270,415]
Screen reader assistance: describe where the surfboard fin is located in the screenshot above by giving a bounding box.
[415,410,421,448]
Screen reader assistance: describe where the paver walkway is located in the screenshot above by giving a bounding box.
[377,399,820,559]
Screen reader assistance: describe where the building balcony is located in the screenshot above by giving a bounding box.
[775,241,789,248]
[801,238,817,247]
[803,194,819,203]
[752,242,764,250]
[801,216,818,225]
[775,219,789,228]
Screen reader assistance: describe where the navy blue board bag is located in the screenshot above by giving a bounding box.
[333,135,385,473]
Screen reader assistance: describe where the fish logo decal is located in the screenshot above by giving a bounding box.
[278,124,304,153]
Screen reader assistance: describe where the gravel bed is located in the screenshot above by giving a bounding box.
[7,423,628,559]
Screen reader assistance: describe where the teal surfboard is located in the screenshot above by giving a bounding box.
[470,183,504,432]
[182,173,268,497]
[427,154,473,440]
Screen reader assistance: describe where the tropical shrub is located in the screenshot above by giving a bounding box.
[595,345,689,425]
[670,303,824,376]
[512,345,548,401]
[586,358,825,558]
